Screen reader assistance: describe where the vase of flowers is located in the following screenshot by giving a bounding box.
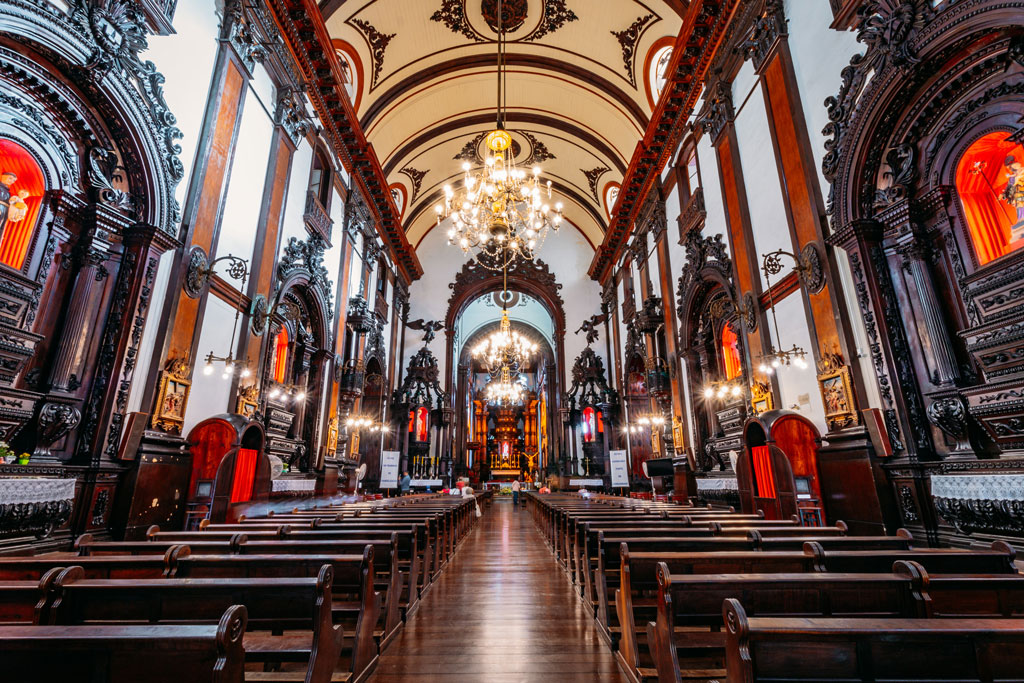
[16,452,30,465]
[0,441,16,464]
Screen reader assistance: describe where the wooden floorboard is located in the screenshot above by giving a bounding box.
[367,498,627,682]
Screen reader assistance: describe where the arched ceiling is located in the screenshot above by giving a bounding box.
[321,0,683,250]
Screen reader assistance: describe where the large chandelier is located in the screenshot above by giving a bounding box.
[472,307,538,376]
[485,365,526,406]
[435,0,562,271]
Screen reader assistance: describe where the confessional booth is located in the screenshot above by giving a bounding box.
[185,414,270,527]
[735,410,825,526]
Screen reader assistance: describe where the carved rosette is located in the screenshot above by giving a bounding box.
[799,242,826,294]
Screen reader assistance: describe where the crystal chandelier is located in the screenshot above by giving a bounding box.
[472,308,538,376]
[471,267,538,376]
[435,0,562,271]
[485,365,526,406]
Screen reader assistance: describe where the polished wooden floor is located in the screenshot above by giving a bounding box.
[367,497,627,682]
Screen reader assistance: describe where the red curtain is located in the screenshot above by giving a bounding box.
[721,325,741,380]
[272,327,289,382]
[955,132,1024,265]
[752,446,776,499]
[230,448,258,503]
[0,140,45,270]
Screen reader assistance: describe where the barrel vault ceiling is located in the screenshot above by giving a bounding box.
[321,0,684,249]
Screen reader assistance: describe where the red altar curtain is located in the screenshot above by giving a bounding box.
[0,140,45,270]
[230,448,258,503]
[721,325,741,380]
[956,133,1023,265]
[272,327,289,382]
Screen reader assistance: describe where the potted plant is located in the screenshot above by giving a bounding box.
[16,452,30,465]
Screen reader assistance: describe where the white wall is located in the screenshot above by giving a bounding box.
[145,0,221,208]
[182,295,238,434]
[786,0,862,201]
[215,87,274,265]
[765,293,827,435]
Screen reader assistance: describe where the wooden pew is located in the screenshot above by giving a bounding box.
[895,560,1024,617]
[168,545,404,651]
[44,564,372,683]
[0,552,171,581]
[0,567,64,624]
[722,598,1024,683]
[0,604,247,683]
[806,540,1019,574]
[646,566,926,683]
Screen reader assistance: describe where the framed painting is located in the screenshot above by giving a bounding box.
[153,368,191,434]
[818,364,856,430]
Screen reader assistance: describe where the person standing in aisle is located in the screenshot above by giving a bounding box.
[511,478,521,507]
[399,471,411,495]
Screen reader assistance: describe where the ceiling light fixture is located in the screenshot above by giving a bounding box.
[436,0,562,271]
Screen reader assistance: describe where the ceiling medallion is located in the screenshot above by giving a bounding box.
[482,0,528,33]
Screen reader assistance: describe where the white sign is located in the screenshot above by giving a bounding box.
[410,479,443,488]
[610,450,630,488]
[568,478,604,488]
[380,450,401,489]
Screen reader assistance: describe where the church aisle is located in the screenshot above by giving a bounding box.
[367,497,627,682]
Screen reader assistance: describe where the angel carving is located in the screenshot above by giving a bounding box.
[407,319,444,344]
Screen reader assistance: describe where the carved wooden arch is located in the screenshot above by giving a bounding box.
[0,2,185,235]
[825,1,1024,233]
[444,257,567,433]
[274,271,332,352]
[677,265,736,349]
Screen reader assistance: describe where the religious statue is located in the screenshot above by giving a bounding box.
[407,318,444,345]
[574,312,607,346]
[0,171,15,238]
[1002,155,1024,243]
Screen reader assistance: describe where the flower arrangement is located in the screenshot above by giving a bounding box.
[0,441,28,465]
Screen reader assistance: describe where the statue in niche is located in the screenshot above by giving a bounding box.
[1002,155,1024,242]
[0,170,29,244]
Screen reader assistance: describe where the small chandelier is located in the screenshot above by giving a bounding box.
[703,380,745,401]
[472,308,538,376]
[436,0,562,271]
[485,365,526,406]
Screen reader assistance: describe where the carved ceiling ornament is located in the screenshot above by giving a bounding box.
[399,166,428,201]
[582,166,610,202]
[349,18,395,89]
[611,14,658,87]
[431,0,577,43]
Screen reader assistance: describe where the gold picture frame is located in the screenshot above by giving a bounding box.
[236,384,259,419]
[817,356,857,430]
[152,358,191,434]
[751,380,773,415]
[672,415,684,450]
[327,416,339,453]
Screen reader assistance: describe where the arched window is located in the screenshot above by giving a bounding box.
[0,139,45,271]
[332,40,363,111]
[309,148,331,209]
[272,326,289,383]
[643,37,675,109]
[603,182,621,222]
[955,131,1024,266]
[720,324,741,380]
